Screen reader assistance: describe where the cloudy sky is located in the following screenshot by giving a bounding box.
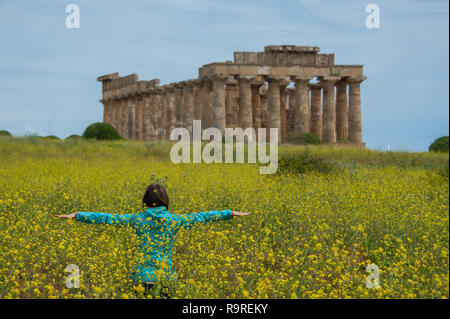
[0,0,448,151]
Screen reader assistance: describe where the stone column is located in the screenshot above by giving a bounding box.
[183,82,194,134]
[267,76,282,143]
[110,97,116,129]
[309,84,323,140]
[134,95,142,141]
[348,77,365,144]
[225,78,238,127]
[143,94,151,141]
[110,101,116,126]
[102,101,109,124]
[294,77,311,135]
[260,85,268,129]
[174,84,184,128]
[114,100,121,131]
[286,88,296,135]
[166,85,175,139]
[129,97,136,140]
[320,77,339,144]
[238,75,254,130]
[193,80,203,123]
[131,98,137,140]
[122,97,128,138]
[212,75,227,132]
[179,84,185,128]
[156,91,164,141]
[136,96,144,141]
[109,101,114,125]
[122,97,130,139]
[336,79,349,142]
[307,86,311,116]
[251,78,264,130]
[202,80,213,129]
[150,91,158,141]
[288,88,295,111]
[117,99,123,137]
[102,101,108,124]
[279,78,290,142]
[161,90,169,141]
[109,100,116,129]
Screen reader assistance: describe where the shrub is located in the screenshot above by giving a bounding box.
[82,122,122,141]
[0,130,11,137]
[429,136,449,153]
[65,134,83,140]
[277,149,335,175]
[44,135,60,140]
[286,132,322,145]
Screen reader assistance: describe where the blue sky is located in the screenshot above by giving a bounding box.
[0,0,448,151]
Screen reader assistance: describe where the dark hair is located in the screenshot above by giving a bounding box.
[142,183,169,209]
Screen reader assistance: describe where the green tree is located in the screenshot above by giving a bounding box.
[82,122,122,141]
[429,136,449,153]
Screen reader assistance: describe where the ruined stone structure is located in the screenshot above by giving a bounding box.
[98,45,366,145]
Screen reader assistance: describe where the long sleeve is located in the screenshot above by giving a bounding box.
[76,212,135,226]
[177,209,232,230]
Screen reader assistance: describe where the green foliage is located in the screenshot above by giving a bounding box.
[277,149,336,175]
[44,135,60,140]
[65,134,83,140]
[286,132,322,145]
[0,130,12,137]
[429,136,449,153]
[82,122,122,141]
[278,144,448,170]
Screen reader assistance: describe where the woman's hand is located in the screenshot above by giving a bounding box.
[55,213,76,219]
[231,210,251,217]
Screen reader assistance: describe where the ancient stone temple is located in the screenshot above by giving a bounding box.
[98,45,366,145]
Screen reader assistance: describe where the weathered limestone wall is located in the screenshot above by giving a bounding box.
[98,45,366,146]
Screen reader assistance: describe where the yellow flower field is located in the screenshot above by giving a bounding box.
[0,137,448,299]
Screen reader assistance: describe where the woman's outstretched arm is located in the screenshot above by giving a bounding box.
[231,211,251,217]
[176,209,250,230]
[55,212,136,226]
